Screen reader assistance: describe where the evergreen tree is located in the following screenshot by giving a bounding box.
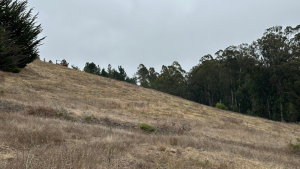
[100,68,108,77]
[71,64,80,71]
[136,64,149,88]
[0,0,45,72]
[83,62,100,75]
[117,66,127,81]
[148,67,158,89]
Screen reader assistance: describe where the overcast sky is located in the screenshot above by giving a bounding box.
[28,0,300,77]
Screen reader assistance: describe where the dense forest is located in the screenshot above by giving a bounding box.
[82,25,300,122]
[81,24,300,122]
[134,25,300,122]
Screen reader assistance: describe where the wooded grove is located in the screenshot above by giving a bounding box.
[136,25,300,122]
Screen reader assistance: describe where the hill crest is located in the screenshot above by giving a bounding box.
[0,60,299,168]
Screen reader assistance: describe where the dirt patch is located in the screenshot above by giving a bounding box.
[81,116,137,129]
[0,100,25,113]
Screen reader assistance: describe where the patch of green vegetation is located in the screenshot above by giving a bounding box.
[288,143,300,153]
[0,90,4,94]
[55,111,76,122]
[140,123,155,133]
[84,114,97,124]
[288,138,300,155]
[215,102,228,110]
[55,111,64,117]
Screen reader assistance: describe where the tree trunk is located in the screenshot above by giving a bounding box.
[231,90,234,106]
[280,96,283,122]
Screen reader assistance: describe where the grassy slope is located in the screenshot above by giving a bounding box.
[0,60,299,168]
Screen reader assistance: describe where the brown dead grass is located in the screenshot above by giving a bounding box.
[0,60,300,168]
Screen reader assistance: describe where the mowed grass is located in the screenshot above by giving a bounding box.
[0,60,300,168]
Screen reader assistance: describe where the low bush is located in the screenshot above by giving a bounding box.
[154,121,191,135]
[288,143,300,154]
[169,137,178,146]
[28,106,75,122]
[55,111,76,122]
[84,114,99,124]
[288,138,300,155]
[28,106,55,117]
[140,123,155,133]
[215,102,228,110]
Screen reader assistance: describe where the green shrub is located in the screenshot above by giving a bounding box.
[215,102,228,110]
[12,67,21,73]
[140,123,155,133]
[55,111,75,122]
[55,111,64,117]
[288,138,300,155]
[84,114,98,124]
[85,116,93,124]
[288,143,300,154]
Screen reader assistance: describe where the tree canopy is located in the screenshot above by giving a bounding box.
[136,24,300,122]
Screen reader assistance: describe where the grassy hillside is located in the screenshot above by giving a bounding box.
[0,60,299,168]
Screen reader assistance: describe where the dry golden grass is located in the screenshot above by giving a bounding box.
[0,60,300,168]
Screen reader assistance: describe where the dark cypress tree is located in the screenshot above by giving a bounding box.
[100,68,108,77]
[0,0,45,72]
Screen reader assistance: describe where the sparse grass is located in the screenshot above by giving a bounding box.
[0,60,300,168]
[169,137,178,146]
[288,138,300,155]
[154,121,191,135]
[84,114,99,124]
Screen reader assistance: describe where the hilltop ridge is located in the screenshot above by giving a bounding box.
[0,60,299,168]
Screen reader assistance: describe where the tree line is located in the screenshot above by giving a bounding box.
[135,25,300,122]
[82,62,137,84]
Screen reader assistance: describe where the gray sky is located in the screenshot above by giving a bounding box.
[28,0,300,77]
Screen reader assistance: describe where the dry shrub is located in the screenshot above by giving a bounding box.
[0,113,64,149]
[5,123,64,149]
[0,100,25,113]
[154,121,191,135]
[159,146,167,151]
[84,114,100,124]
[169,137,178,146]
[126,101,149,108]
[27,106,55,117]
[27,106,75,121]
[0,71,5,83]
[22,142,127,168]
[222,116,243,125]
